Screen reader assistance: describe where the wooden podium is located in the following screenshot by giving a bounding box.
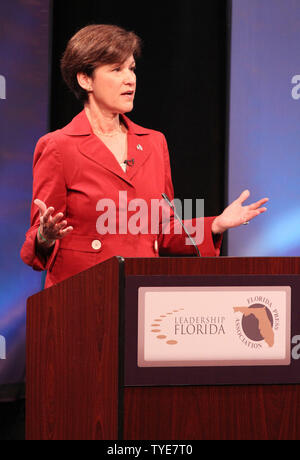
[26,256,300,440]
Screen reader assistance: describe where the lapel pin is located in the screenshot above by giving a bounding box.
[137,144,143,151]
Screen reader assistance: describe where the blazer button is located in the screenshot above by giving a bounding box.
[154,240,158,253]
[91,240,102,250]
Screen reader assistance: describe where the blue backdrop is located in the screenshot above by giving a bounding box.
[0,0,49,396]
[228,0,300,256]
[1,0,300,398]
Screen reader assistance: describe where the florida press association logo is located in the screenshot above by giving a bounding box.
[234,296,280,349]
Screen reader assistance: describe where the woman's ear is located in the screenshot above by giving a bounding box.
[77,72,92,92]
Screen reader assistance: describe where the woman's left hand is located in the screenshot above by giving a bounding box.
[211,190,269,234]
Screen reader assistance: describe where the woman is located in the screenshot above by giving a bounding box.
[21,24,268,288]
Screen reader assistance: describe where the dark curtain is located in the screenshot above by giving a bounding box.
[50,0,229,243]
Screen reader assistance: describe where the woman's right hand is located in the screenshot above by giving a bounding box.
[34,198,73,248]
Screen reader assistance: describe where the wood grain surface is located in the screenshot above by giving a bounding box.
[26,257,123,440]
[123,257,300,440]
[26,256,300,440]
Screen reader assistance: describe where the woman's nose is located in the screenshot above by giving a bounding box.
[124,69,136,85]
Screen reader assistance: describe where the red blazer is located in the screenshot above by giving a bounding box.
[21,110,222,288]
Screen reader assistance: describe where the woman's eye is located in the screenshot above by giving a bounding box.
[112,65,136,73]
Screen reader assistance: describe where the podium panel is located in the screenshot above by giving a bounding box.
[26,257,300,440]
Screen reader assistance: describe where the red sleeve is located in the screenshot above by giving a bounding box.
[20,135,66,271]
[158,135,222,257]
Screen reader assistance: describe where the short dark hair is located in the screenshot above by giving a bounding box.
[61,24,142,104]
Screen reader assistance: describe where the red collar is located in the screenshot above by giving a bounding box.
[61,109,152,136]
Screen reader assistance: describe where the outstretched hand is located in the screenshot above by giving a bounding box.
[211,190,268,234]
[34,199,73,247]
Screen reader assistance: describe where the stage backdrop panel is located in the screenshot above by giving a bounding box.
[0,0,50,397]
[228,0,300,256]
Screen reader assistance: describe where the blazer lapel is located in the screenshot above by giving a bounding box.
[62,110,153,187]
[123,115,152,181]
[125,132,152,181]
[79,134,136,187]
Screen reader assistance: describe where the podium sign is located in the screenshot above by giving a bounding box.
[137,286,291,367]
[125,275,300,386]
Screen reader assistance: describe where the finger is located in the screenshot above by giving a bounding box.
[40,222,67,242]
[248,198,269,211]
[56,220,67,231]
[43,218,66,239]
[57,226,73,239]
[34,198,47,215]
[236,189,250,204]
[247,207,268,222]
[257,207,268,214]
[42,206,55,223]
[51,212,64,225]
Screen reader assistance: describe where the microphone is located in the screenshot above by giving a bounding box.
[161,193,201,257]
[124,158,135,167]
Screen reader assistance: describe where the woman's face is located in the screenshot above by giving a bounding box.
[81,54,137,114]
